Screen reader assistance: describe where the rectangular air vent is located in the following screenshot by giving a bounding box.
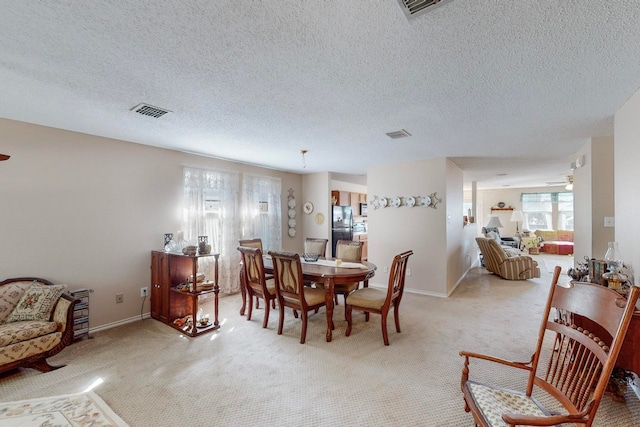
[131,103,171,118]
[386,129,412,139]
[397,0,453,20]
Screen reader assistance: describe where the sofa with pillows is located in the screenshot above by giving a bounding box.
[0,277,78,373]
[534,229,574,255]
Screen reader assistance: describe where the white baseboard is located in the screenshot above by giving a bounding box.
[88,312,151,335]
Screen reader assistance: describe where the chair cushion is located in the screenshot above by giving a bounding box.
[6,284,67,323]
[315,281,359,292]
[0,320,59,346]
[557,230,573,242]
[303,287,326,306]
[334,282,359,293]
[248,278,276,295]
[467,382,548,426]
[346,287,386,310]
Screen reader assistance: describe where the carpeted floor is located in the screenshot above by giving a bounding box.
[540,252,574,273]
[1,254,637,426]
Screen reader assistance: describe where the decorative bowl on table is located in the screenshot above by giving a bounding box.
[303,253,320,262]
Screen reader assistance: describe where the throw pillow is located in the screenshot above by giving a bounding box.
[487,231,500,242]
[0,282,32,324]
[6,283,67,323]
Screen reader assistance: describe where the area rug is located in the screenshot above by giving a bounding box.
[0,391,129,426]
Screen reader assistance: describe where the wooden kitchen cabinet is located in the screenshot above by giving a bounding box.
[331,190,339,205]
[350,192,360,214]
[338,191,350,206]
[151,250,220,337]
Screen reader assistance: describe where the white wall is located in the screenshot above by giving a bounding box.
[572,137,615,261]
[367,158,470,297]
[302,172,331,242]
[590,137,615,258]
[614,86,640,284]
[0,118,303,329]
[573,141,593,262]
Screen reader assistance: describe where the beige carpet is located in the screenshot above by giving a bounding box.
[0,391,129,426]
[1,254,638,426]
[540,252,575,274]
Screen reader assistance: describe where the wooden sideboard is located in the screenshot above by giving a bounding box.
[574,310,640,375]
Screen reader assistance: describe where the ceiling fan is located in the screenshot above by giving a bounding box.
[0,154,10,161]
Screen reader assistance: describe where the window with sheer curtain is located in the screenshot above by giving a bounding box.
[183,167,241,293]
[183,168,283,294]
[241,173,282,253]
[521,192,573,231]
[557,192,574,230]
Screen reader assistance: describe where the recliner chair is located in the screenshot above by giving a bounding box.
[476,237,540,280]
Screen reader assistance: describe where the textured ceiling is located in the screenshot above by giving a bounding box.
[1,1,639,189]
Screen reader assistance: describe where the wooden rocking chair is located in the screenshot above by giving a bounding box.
[460,266,640,426]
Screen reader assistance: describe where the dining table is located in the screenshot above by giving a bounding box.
[239,255,377,342]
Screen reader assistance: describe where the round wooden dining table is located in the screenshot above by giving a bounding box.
[239,256,377,342]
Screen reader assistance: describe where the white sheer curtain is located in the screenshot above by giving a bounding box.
[183,167,241,293]
[241,173,282,252]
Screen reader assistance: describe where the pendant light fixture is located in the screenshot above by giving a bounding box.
[300,149,307,168]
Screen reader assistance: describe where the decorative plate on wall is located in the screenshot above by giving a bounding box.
[315,212,324,225]
[419,196,432,207]
[288,198,296,209]
[405,196,416,207]
[288,209,296,218]
[390,196,401,208]
[379,197,388,208]
[288,228,296,237]
[288,218,296,228]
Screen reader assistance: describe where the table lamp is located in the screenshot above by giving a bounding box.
[486,216,503,229]
[510,210,525,234]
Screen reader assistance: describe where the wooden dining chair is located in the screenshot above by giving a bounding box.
[238,238,264,251]
[333,240,364,307]
[238,238,273,309]
[302,238,329,289]
[268,250,327,344]
[459,266,640,427]
[345,250,412,345]
[304,237,328,257]
[345,251,413,345]
[237,246,276,328]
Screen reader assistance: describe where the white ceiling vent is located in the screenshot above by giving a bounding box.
[131,103,172,118]
[386,129,412,139]
[397,0,454,20]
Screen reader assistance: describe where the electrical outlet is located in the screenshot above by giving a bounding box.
[116,293,124,304]
[140,287,149,297]
[406,268,411,276]
[383,266,388,273]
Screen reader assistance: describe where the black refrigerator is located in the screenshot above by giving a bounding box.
[331,206,353,257]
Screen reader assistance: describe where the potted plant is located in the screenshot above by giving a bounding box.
[528,236,540,254]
